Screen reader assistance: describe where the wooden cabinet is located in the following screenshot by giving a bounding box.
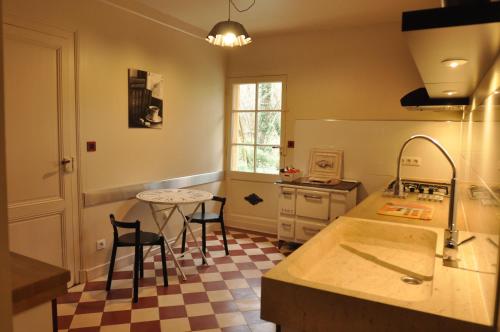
[277,181,358,243]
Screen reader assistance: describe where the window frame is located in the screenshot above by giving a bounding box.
[226,76,287,181]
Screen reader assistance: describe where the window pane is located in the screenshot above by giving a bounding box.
[258,82,282,110]
[232,145,254,172]
[256,112,281,145]
[232,112,255,144]
[233,84,256,110]
[256,146,280,174]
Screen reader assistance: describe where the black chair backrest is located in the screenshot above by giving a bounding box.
[110,214,140,243]
[200,196,226,218]
[213,196,226,217]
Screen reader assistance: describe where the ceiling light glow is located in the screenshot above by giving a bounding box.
[443,90,458,96]
[441,59,468,68]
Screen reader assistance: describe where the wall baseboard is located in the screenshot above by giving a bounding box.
[81,223,217,282]
[225,213,277,235]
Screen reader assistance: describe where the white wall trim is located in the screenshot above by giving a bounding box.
[98,0,206,40]
[225,213,277,235]
[82,223,217,282]
[83,171,224,207]
[84,247,161,282]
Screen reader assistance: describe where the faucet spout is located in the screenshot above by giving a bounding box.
[393,134,459,266]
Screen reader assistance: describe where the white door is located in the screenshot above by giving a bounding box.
[3,23,79,285]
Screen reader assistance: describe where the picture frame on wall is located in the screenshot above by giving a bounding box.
[128,68,164,129]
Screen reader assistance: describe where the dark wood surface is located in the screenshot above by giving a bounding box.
[10,252,70,314]
[276,179,359,191]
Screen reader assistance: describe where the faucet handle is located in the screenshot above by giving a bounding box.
[443,228,459,264]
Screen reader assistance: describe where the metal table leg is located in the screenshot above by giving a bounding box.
[145,201,210,281]
[147,203,188,280]
[176,204,208,264]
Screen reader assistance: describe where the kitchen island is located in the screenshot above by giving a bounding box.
[261,188,498,331]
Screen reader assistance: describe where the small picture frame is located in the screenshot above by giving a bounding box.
[308,148,343,183]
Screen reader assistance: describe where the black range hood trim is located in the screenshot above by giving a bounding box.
[401,88,469,107]
[402,2,500,31]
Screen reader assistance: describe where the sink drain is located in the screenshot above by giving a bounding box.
[401,276,423,285]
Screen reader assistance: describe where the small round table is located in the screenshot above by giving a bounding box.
[137,188,213,280]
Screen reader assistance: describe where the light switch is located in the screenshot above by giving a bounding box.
[87,141,96,152]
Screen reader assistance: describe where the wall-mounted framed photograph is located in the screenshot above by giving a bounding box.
[128,68,164,129]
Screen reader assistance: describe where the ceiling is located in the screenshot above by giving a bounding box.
[133,0,441,36]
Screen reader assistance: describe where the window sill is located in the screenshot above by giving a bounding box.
[227,171,279,183]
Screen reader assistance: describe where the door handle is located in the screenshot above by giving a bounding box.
[303,227,320,235]
[304,195,322,200]
[61,157,74,173]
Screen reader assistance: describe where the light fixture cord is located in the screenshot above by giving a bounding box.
[229,0,256,13]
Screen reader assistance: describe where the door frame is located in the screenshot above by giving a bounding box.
[3,16,82,285]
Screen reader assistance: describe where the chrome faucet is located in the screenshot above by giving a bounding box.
[392,134,459,267]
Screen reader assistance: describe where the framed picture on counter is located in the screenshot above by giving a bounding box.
[307,148,343,183]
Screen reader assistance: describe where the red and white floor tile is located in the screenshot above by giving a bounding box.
[57,229,284,332]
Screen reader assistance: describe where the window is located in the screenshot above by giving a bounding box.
[229,79,285,174]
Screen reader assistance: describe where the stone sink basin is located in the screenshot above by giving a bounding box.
[262,216,493,331]
[287,217,437,302]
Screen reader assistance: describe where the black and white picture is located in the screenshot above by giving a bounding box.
[128,68,164,129]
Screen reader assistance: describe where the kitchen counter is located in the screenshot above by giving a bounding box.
[346,190,463,229]
[262,189,498,331]
[10,252,70,314]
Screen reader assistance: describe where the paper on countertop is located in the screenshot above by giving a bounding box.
[377,202,434,220]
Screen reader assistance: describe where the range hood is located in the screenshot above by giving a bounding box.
[401,1,500,111]
[401,88,469,111]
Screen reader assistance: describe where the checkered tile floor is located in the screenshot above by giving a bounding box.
[57,229,284,332]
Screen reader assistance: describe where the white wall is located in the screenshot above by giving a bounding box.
[458,58,500,326]
[3,0,226,280]
[294,120,462,199]
[228,23,462,165]
[225,23,464,233]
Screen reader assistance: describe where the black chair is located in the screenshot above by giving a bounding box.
[106,214,168,303]
[181,196,229,256]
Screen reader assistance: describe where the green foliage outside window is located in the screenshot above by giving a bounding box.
[232,81,283,174]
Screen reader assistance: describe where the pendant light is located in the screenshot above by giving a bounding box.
[206,0,254,47]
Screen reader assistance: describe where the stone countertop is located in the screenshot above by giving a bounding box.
[275,179,359,192]
[262,189,499,330]
[10,252,70,314]
[345,190,461,229]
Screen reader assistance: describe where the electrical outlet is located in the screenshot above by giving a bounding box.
[96,239,106,251]
[401,156,422,167]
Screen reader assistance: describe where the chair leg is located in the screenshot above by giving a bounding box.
[160,240,168,287]
[202,222,207,255]
[220,219,230,256]
[133,245,139,303]
[106,243,117,291]
[139,245,144,279]
[181,227,187,253]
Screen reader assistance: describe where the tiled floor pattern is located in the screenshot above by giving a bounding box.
[57,229,284,332]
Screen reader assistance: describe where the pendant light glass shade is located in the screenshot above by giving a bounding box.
[206,20,252,47]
